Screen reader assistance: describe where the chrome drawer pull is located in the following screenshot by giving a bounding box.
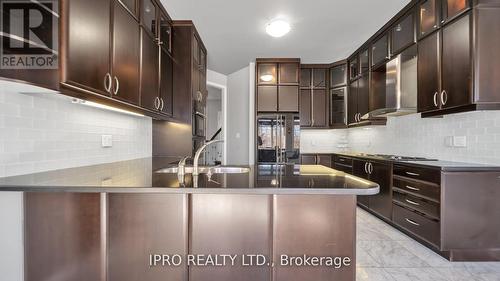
[339,158,345,162]
[406,172,420,176]
[405,218,420,226]
[406,185,420,191]
[405,199,420,206]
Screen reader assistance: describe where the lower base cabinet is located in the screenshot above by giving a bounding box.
[300,154,332,167]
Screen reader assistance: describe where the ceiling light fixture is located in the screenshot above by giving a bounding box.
[266,19,291,38]
[71,98,145,117]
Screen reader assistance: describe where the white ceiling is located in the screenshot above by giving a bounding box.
[161,0,411,75]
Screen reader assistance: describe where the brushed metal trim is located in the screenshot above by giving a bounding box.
[100,193,108,281]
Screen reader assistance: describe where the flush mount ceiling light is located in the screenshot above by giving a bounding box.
[266,19,291,38]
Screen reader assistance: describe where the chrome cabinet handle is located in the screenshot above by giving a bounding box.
[160,98,165,111]
[104,73,112,93]
[441,90,448,105]
[405,199,420,206]
[406,185,420,191]
[369,163,373,174]
[154,97,160,110]
[113,76,119,95]
[405,218,420,226]
[364,162,369,174]
[433,92,438,107]
[406,171,420,177]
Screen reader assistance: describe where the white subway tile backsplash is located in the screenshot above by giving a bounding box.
[0,81,152,177]
[301,111,500,165]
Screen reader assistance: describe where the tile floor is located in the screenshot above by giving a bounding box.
[356,208,500,281]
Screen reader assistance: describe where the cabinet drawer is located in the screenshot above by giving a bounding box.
[333,155,353,166]
[393,191,440,219]
[393,204,440,247]
[393,176,440,202]
[393,164,441,184]
[334,163,353,173]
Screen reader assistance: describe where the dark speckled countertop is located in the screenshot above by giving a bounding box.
[0,157,379,195]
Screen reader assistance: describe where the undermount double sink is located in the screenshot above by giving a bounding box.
[156,166,250,174]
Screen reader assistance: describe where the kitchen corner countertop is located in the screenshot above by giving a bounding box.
[0,158,379,195]
[333,152,500,172]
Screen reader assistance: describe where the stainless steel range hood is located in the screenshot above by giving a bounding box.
[363,46,417,119]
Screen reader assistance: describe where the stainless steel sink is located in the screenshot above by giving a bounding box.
[156,166,250,174]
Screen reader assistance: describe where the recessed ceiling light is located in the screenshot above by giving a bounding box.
[266,20,291,38]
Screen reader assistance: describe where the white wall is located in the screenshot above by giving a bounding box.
[0,81,152,177]
[226,65,250,165]
[302,111,500,165]
[207,69,228,87]
[0,192,24,281]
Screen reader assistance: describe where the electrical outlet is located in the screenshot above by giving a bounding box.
[453,136,467,147]
[101,135,113,148]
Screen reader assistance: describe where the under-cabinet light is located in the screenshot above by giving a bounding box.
[71,98,145,117]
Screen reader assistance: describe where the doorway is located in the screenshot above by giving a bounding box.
[205,82,226,165]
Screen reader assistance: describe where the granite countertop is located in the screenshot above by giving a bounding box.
[332,152,500,172]
[0,158,379,195]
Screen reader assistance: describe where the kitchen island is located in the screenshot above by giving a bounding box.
[0,158,379,281]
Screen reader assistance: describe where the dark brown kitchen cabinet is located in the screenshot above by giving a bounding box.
[419,0,440,37]
[330,63,347,88]
[300,66,328,128]
[256,59,300,113]
[120,0,137,16]
[418,13,471,113]
[353,160,370,208]
[160,48,174,116]
[63,0,112,97]
[441,13,471,109]
[392,11,416,54]
[417,32,440,112]
[278,86,299,112]
[330,87,347,127]
[112,1,141,105]
[360,49,369,73]
[142,0,157,36]
[300,154,332,167]
[347,74,369,125]
[349,55,359,80]
[140,30,160,111]
[442,0,470,23]
[371,33,389,67]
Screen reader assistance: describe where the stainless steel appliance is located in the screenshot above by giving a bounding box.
[257,114,300,164]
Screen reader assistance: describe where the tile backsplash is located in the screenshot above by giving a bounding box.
[0,81,152,177]
[301,111,500,165]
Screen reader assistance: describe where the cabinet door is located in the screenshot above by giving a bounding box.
[417,32,440,112]
[372,34,389,67]
[330,64,347,88]
[300,89,312,127]
[65,0,111,96]
[392,12,416,54]
[258,86,278,112]
[108,194,188,281]
[279,63,299,84]
[258,64,277,85]
[300,69,312,88]
[317,155,332,168]
[160,48,173,116]
[441,13,471,109]
[140,30,159,111]
[443,0,469,22]
[142,0,157,36]
[278,86,299,112]
[112,1,141,105]
[301,155,317,165]
[312,89,328,127]
[313,68,327,88]
[159,14,172,53]
[360,49,369,73]
[119,0,137,16]
[352,160,370,208]
[419,0,440,37]
[368,162,392,220]
[347,80,358,125]
[349,56,359,80]
[330,87,347,127]
[357,74,370,119]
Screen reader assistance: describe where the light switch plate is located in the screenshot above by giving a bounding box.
[101,135,113,148]
[453,136,467,147]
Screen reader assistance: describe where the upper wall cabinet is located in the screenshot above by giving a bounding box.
[349,55,359,81]
[419,0,440,37]
[442,0,470,23]
[360,49,369,74]
[142,0,157,36]
[392,11,416,54]
[300,66,328,128]
[330,63,347,88]
[256,59,300,113]
[371,34,389,67]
